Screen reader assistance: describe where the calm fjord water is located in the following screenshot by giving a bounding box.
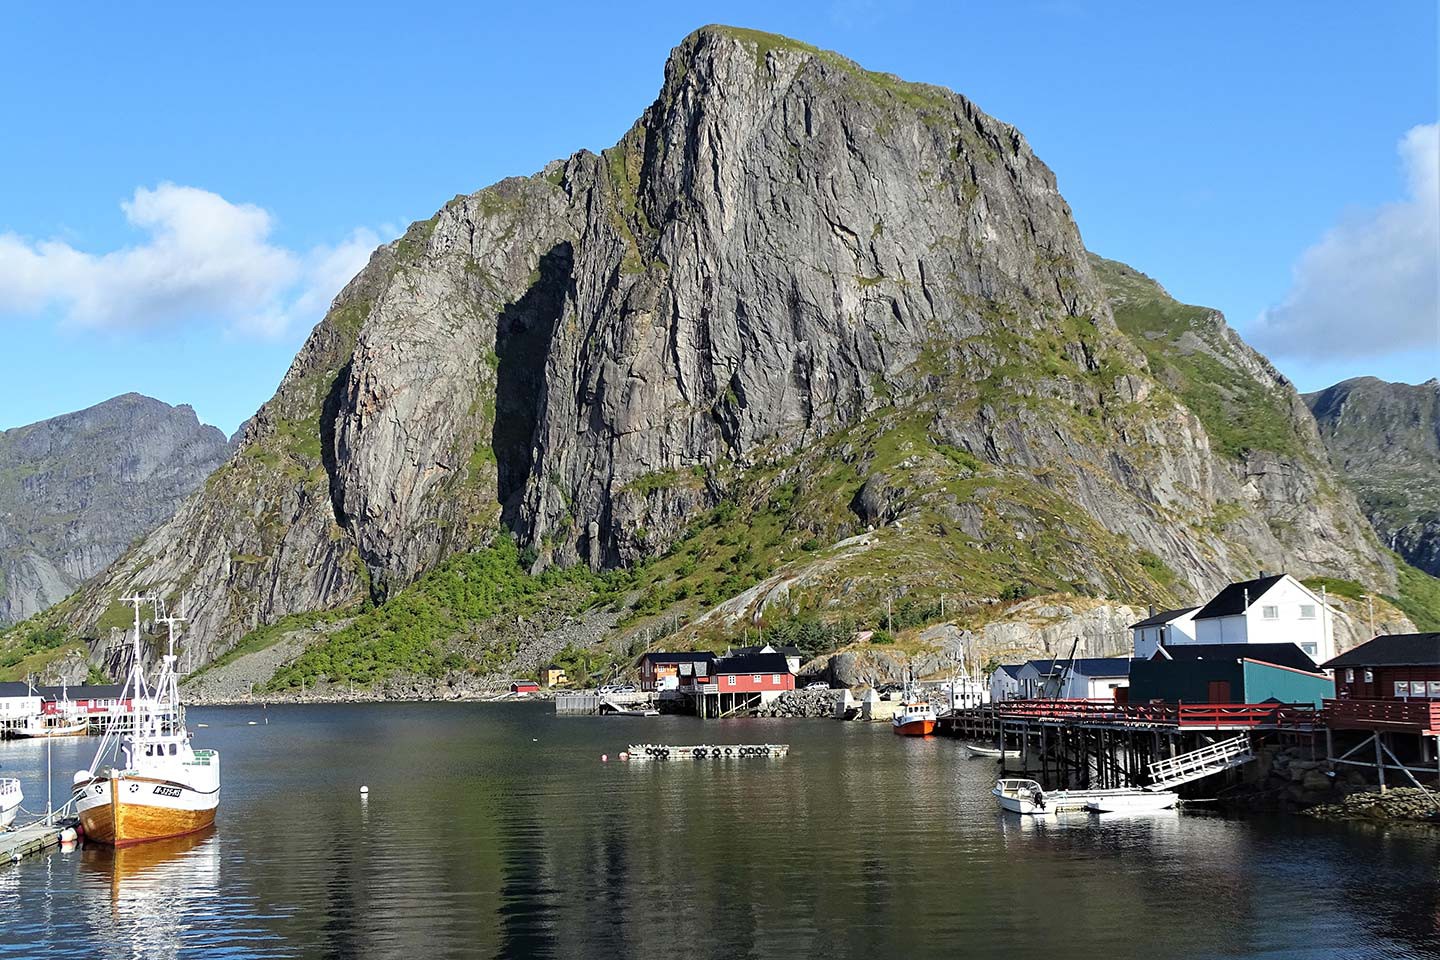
[0,702,1436,959]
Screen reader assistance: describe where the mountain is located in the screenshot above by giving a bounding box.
[1305,377,1440,577]
[0,394,231,624]
[5,26,1430,686]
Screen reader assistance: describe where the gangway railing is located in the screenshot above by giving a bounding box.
[1145,734,1254,790]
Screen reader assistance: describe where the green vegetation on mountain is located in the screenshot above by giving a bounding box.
[1091,255,1304,460]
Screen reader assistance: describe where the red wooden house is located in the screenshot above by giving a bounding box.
[1324,633,1440,701]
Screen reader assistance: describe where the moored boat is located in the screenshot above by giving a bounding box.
[1085,791,1179,814]
[892,699,937,736]
[966,743,1019,760]
[8,716,89,739]
[0,778,22,828]
[73,597,220,847]
[993,777,1179,816]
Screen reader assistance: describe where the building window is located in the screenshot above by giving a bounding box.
[1429,681,1440,698]
[1301,643,1317,657]
[1364,669,1374,683]
[1345,669,1354,683]
[771,674,780,685]
[751,675,761,684]
[1299,604,1316,620]
[1395,681,1411,697]
[727,676,736,687]
[1261,605,1279,620]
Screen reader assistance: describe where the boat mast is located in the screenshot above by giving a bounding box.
[154,607,186,735]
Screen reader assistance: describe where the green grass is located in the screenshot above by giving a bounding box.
[1302,576,1368,603]
[186,608,351,681]
[1090,254,1304,460]
[1388,560,1440,632]
[264,540,625,691]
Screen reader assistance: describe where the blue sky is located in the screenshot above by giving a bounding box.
[1,1,1435,434]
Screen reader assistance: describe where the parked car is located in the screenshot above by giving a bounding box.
[804,682,830,690]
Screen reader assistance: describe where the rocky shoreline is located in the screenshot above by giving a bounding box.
[1303,787,1440,824]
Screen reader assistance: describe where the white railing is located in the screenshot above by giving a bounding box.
[1146,735,1253,790]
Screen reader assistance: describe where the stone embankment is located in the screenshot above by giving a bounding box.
[754,689,845,718]
[1304,788,1440,824]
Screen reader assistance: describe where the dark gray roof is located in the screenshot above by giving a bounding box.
[1193,575,1287,620]
[0,682,38,697]
[1155,642,1320,672]
[995,664,1024,679]
[640,652,717,665]
[1025,658,1131,677]
[1129,607,1199,630]
[36,684,126,700]
[1322,633,1440,669]
[713,653,792,675]
[731,643,802,658]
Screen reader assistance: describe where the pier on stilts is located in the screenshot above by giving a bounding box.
[938,701,1318,791]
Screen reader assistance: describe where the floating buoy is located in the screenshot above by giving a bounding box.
[601,754,608,762]
[619,752,628,761]
[247,721,257,726]
[59,827,78,843]
[360,785,370,796]
[196,723,208,728]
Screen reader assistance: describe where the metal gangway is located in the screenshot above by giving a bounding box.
[1145,734,1254,791]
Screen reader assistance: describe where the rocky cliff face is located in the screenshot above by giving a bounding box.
[0,394,230,625]
[32,26,1408,674]
[1305,377,1440,576]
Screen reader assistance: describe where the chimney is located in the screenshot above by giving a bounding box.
[1258,569,1267,578]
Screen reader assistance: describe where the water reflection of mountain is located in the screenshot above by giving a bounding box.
[80,830,220,959]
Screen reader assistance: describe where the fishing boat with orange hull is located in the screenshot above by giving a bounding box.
[72,596,220,847]
[891,699,937,736]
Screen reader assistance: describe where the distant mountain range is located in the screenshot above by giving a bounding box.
[1306,377,1440,577]
[0,394,232,624]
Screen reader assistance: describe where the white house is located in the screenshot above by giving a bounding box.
[1190,573,1335,663]
[1130,607,1199,659]
[1015,658,1131,700]
[989,664,1023,702]
[0,682,42,723]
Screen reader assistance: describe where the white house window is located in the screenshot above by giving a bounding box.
[751,675,761,684]
[727,676,736,687]
[771,674,780,685]
[1299,604,1316,619]
[1301,643,1318,657]
[1261,605,1279,620]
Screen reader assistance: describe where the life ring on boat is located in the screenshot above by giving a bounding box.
[693,748,704,758]
[711,748,722,757]
[644,747,655,756]
[758,746,770,756]
[724,747,732,756]
[661,748,671,758]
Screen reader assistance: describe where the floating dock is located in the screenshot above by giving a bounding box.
[1,818,79,865]
[625,743,789,760]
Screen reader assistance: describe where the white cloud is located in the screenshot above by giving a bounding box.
[1252,124,1440,360]
[0,183,378,339]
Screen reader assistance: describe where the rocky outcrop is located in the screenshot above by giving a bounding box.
[30,26,1410,675]
[1305,377,1440,576]
[0,394,230,624]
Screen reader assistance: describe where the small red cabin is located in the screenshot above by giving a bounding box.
[1323,633,1440,700]
[509,680,541,694]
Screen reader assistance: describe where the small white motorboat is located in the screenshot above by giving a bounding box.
[966,743,1019,760]
[0,778,22,829]
[1085,791,1180,814]
[993,778,1054,814]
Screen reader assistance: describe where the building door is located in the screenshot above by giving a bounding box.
[1207,681,1231,703]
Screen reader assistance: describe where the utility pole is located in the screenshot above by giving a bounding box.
[1367,594,1375,638]
[887,596,893,635]
[940,593,946,620]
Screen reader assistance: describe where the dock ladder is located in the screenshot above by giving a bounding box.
[1145,734,1254,791]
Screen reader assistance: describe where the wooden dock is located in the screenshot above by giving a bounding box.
[1,818,79,866]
